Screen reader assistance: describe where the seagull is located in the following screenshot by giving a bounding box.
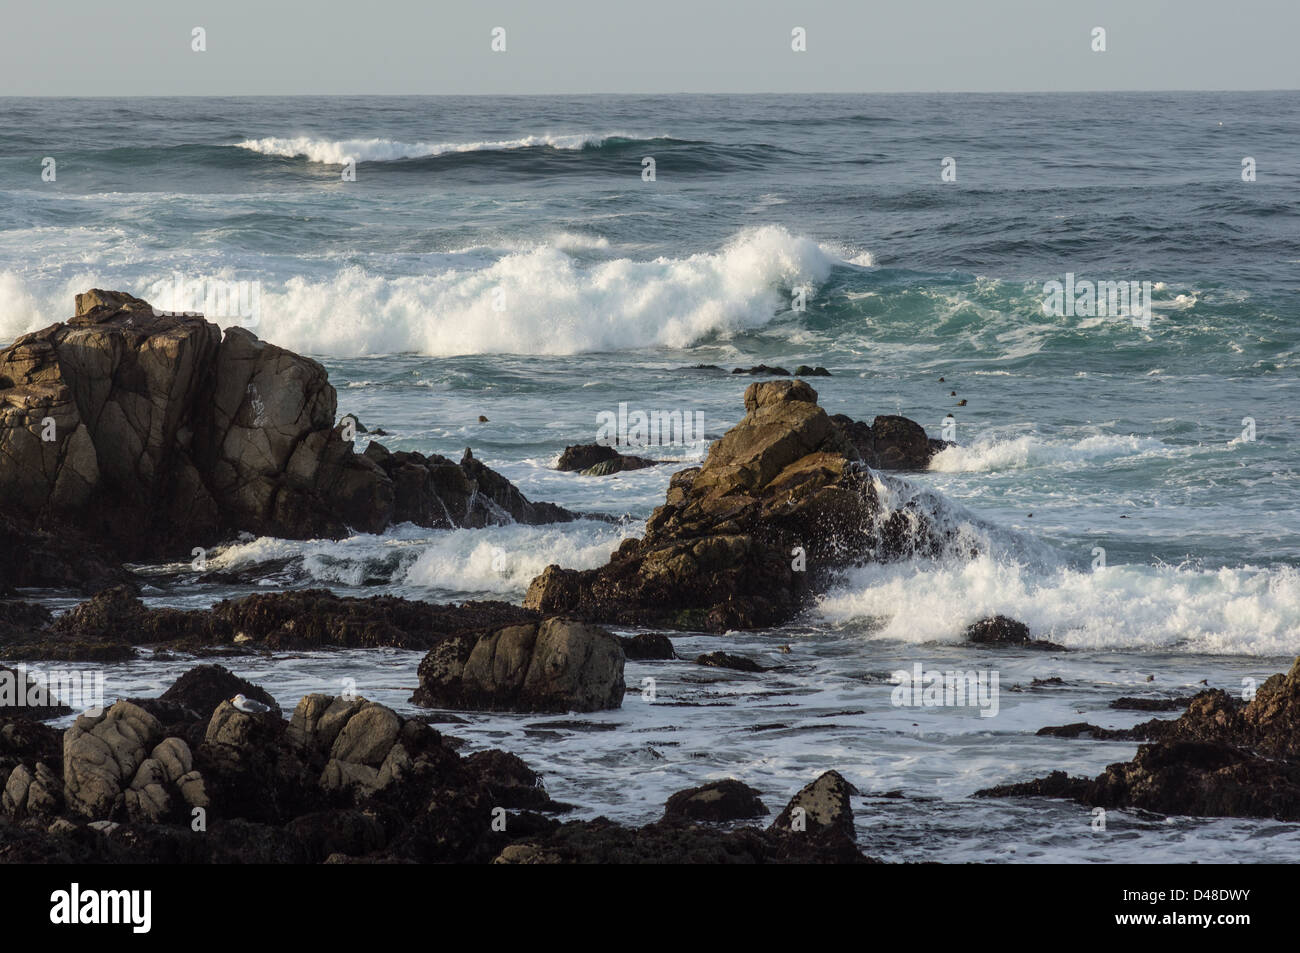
[232,694,271,714]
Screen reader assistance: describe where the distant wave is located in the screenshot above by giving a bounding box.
[232,132,670,164]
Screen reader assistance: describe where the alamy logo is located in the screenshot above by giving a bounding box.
[1042,273,1152,328]
[595,402,705,449]
[153,274,261,328]
[891,662,1000,718]
[0,665,104,716]
[50,884,151,933]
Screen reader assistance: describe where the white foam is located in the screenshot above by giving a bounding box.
[233,132,640,164]
[929,433,1171,473]
[815,557,1300,656]
[217,226,839,356]
[210,519,630,595]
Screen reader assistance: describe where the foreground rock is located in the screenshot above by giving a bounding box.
[411,618,625,713]
[977,657,1300,821]
[0,291,578,565]
[555,444,658,477]
[664,779,767,822]
[0,587,538,660]
[830,413,951,471]
[1,667,875,863]
[525,380,952,631]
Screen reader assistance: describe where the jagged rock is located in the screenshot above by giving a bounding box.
[770,770,859,838]
[525,380,949,631]
[664,779,768,822]
[978,658,1300,821]
[731,365,790,375]
[793,365,831,376]
[964,615,1063,650]
[829,413,943,470]
[0,291,578,565]
[411,618,625,713]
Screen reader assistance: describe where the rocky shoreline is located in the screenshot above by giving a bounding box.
[3,292,1297,862]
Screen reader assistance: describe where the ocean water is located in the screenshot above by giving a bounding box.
[3,93,1299,861]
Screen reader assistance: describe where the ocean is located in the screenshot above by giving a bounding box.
[2,92,1298,861]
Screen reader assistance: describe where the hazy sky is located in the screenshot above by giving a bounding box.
[2,0,1297,96]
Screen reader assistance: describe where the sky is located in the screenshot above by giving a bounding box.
[1,0,1297,96]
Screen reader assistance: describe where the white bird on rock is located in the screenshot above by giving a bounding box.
[231,694,271,714]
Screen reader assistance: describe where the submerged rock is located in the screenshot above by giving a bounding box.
[555,443,658,477]
[2,588,539,659]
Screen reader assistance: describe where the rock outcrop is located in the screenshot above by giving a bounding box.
[1,587,539,660]
[411,618,625,713]
[1,667,874,864]
[0,291,578,564]
[977,657,1300,821]
[525,380,950,631]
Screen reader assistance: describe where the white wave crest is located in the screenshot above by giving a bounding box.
[929,433,1171,473]
[815,557,1300,656]
[233,132,636,164]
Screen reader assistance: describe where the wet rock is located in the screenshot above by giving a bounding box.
[695,652,766,673]
[527,381,947,631]
[771,770,859,839]
[965,615,1064,650]
[664,779,768,822]
[1110,695,1195,711]
[731,365,790,375]
[793,365,831,376]
[411,618,626,713]
[981,659,1300,821]
[556,443,657,476]
[617,633,676,660]
[158,664,279,721]
[828,413,944,470]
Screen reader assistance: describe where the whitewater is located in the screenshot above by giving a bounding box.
[3,92,1298,861]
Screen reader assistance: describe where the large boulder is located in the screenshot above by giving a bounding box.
[62,700,164,818]
[525,380,949,631]
[411,618,625,713]
[0,291,579,562]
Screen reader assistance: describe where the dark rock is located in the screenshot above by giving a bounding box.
[965,615,1064,650]
[159,665,279,721]
[617,633,676,660]
[695,652,766,673]
[731,365,790,376]
[555,443,657,476]
[1111,696,1195,712]
[664,779,768,822]
[793,365,831,376]
[980,659,1300,821]
[411,618,626,713]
